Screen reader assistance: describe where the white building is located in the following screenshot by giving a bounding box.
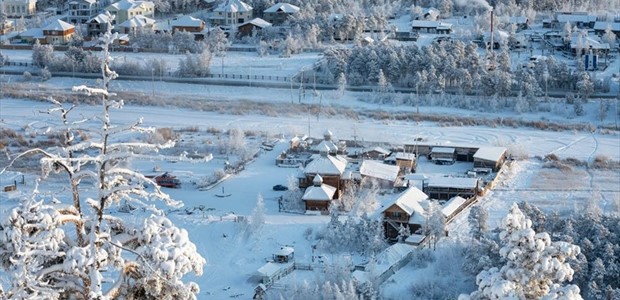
[209,0,252,27]
[106,0,154,24]
[1,0,37,18]
[66,0,111,24]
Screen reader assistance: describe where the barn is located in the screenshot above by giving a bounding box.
[473,146,507,172]
[426,177,480,200]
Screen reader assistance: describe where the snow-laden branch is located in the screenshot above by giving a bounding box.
[72,85,116,97]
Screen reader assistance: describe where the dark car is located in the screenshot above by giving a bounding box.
[273,184,288,191]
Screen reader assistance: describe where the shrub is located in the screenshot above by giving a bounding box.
[22,71,32,81]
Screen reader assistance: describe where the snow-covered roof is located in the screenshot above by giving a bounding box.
[312,140,338,153]
[43,19,74,31]
[19,28,44,38]
[364,146,390,155]
[405,234,426,244]
[359,160,399,182]
[375,243,414,267]
[214,0,252,13]
[381,186,427,216]
[594,21,620,31]
[240,18,271,28]
[431,147,455,154]
[395,152,415,161]
[428,177,478,189]
[118,15,155,28]
[264,3,300,13]
[88,13,112,24]
[474,146,506,162]
[569,34,610,50]
[441,196,467,217]
[257,262,283,276]
[108,0,153,11]
[301,183,336,201]
[171,15,204,27]
[312,174,323,185]
[304,154,347,176]
[274,246,294,256]
[411,20,452,29]
[352,270,369,283]
[556,14,596,24]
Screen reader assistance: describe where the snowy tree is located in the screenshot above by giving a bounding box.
[468,205,489,241]
[32,39,55,68]
[206,27,228,57]
[576,71,594,101]
[0,29,205,299]
[244,194,266,239]
[178,49,212,77]
[426,201,446,250]
[336,72,347,99]
[464,203,582,300]
[40,67,52,81]
[602,25,617,47]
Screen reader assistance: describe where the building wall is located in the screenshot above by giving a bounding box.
[2,0,36,17]
[304,200,330,211]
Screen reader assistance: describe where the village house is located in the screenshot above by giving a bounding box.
[262,2,299,25]
[384,152,416,174]
[362,146,390,160]
[430,147,455,165]
[209,0,253,27]
[301,174,337,211]
[569,33,610,56]
[412,7,439,21]
[380,186,429,241]
[116,14,154,34]
[425,177,479,200]
[473,146,507,172]
[594,21,620,38]
[298,149,348,195]
[67,0,111,24]
[553,12,597,29]
[86,13,112,37]
[358,160,400,188]
[237,17,271,37]
[1,0,37,18]
[310,129,344,155]
[106,0,154,25]
[170,15,205,32]
[16,27,44,43]
[43,19,75,44]
[411,20,452,34]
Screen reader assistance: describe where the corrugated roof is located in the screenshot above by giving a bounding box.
[381,186,427,216]
[441,196,467,217]
[428,177,478,189]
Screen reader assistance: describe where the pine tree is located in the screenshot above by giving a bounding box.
[468,205,489,241]
[465,203,582,300]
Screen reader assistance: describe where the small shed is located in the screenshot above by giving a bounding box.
[473,146,507,172]
[273,246,294,263]
[362,146,390,159]
[431,147,455,164]
[237,18,272,37]
[394,152,416,173]
[359,160,400,188]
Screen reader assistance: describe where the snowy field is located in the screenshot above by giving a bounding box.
[0,69,620,299]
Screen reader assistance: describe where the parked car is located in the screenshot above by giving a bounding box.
[272,184,288,191]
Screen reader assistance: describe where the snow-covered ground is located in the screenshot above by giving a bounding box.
[1,91,619,297]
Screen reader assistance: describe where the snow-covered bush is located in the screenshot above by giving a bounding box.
[40,67,52,81]
[22,71,32,81]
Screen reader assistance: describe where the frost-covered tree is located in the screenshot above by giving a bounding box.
[32,39,55,68]
[0,29,205,299]
[468,205,489,241]
[206,27,228,57]
[463,203,582,300]
[602,25,617,47]
[426,201,446,250]
[336,72,347,99]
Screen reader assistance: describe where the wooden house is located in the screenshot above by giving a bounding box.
[299,150,347,192]
[237,18,271,37]
[263,3,299,25]
[507,16,529,31]
[272,246,294,263]
[430,147,455,164]
[43,20,75,45]
[311,129,341,155]
[380,186,429,240]
[302,174,337,211]
[411,20,452,34]
[554,12,596,29]
[473,147,507,172]
[594,21,620,38]
[362,146,390,160]
[426,177,479,200]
